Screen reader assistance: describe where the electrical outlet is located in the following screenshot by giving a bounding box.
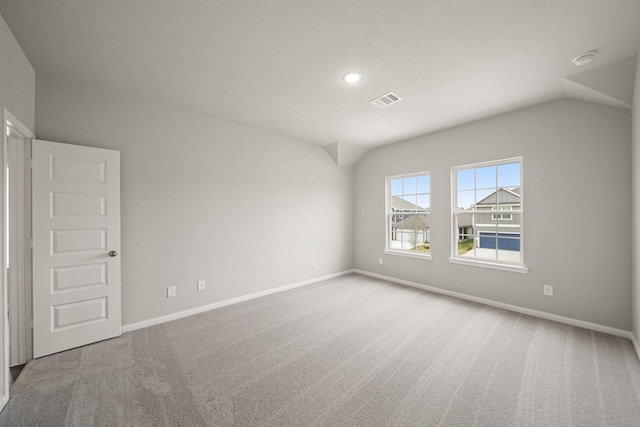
[312,260,317,268]
[167,286,177,298]
[543,285,553,296]
[197,280,206,291]
[379,258,383,265]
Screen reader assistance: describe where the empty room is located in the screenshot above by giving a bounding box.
[0,1,639,425]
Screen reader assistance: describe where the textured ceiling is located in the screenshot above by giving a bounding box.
[1,0,639,148]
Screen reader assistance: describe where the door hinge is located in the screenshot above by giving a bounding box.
[25,158,33,168]
[29,318,33,329]
[27,238,33,248]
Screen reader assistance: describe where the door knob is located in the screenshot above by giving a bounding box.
[108,250,118,257]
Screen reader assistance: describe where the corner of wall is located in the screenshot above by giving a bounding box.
[632,51,640,358]
[0,12,36,132]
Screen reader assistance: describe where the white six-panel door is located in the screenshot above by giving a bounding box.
[32,140,121,358]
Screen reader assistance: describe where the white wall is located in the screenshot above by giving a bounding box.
[0,13,34,131]
[355,98,632,331]
[632,52,640,343]
[35,74,354,326]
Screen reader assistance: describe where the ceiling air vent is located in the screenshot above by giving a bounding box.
[370,92,402,108]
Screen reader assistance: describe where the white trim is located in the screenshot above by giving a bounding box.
[3,109,34,368]
[0,109,8,411]
[491,205,514,221]
[448,257,528,274]
[353,269,632,340]
[7,136,31,366]
[490,215,513,221]
[453,156,524,171]
[386,171,431,257]
[632,334,640,362]
[0,108,34,411]
[122,270,355,333]
[386,170,431,180]
[384,249,431,260]
[4,109,34,139]
[451,157,525,270]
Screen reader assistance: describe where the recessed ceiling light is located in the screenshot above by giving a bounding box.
[343,72,363,83]
[573,50,597,66]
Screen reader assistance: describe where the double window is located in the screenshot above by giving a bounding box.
[451,157,526,272]
[385,172,431,258]
[384,158,525,272]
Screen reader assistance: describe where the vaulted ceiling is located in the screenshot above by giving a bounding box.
[1,0,639,148]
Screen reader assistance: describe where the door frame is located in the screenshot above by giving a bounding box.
[5,110,34,366]
[1,108,34,410]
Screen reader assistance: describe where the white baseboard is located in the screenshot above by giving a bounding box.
[354,269,634,341]
[632,334,640,362]
[122,269,355,333]
[122,267,639,362]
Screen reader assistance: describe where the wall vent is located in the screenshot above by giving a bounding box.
[370,92,402,108]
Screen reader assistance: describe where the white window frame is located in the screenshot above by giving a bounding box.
[450,157,527,273]
[385,171,431,260]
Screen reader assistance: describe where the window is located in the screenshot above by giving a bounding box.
[386,172,431,258]
[451,158,527,273]
[492,206,513,220]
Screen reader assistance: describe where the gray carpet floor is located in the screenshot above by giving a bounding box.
[1,273,640,426]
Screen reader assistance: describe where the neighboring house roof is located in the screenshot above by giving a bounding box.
[393,215,430,229]
[391,196,428,211]
[394,188,519,230]
[457,214,474,227]
[476,187,521,206]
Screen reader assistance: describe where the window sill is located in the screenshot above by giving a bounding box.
[448,257,528,274]
[385,249,432,260]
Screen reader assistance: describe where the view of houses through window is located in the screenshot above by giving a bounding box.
[453,158,523,265]
[385,159,522,267]
[386,172,430,256]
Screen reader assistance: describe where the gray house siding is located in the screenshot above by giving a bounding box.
[473,188,521,252]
